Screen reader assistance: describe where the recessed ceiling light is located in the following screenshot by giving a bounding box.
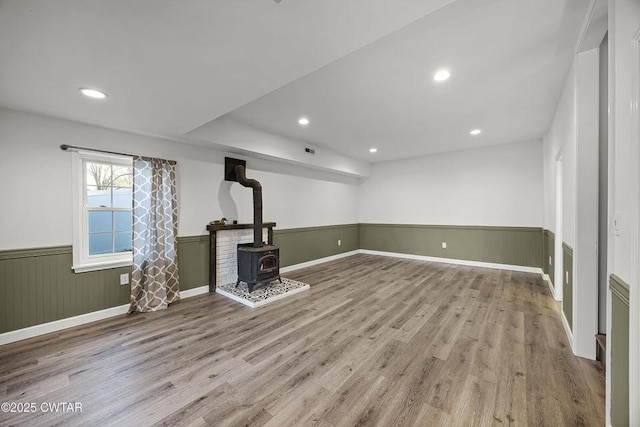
[369,148,378,153]
[433,69,450,82]
[298,117,309,125]
[80,88,107,99]
[470,129,482,135]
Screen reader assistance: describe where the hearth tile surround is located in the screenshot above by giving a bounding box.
[216,228,269,288]
[217,278,310,308]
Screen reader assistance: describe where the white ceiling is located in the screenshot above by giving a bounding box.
[0,0,454,137]
[0,0,589,164]
[220,0,589,162]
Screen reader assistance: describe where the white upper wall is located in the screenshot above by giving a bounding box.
[610,0,640,286]
[0,108,359,250]
[1,108,547,251]
[358,140,543,227]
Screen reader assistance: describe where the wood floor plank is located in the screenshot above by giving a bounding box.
[150,382,237,427]
[263,382,334,427]
[450,374,497,427]
[0,254,604,426]
[468,302,505,384]
[492,309,527,424]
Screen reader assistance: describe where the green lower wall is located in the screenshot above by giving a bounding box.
[359,224,543,268]
[542,230,555,284]
[0,225,359,334]
[0,247,130,334]
[562,243,573,330]
[0,236,209,334]
[541,233,571,333]
[0,224,572,336]
[177,235,209,292]
[610,274,629,427]
[274,224,359,267]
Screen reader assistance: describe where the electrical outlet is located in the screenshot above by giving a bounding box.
[120,273,130,286]
[565,271,569,284]
[549,256,552,266]
[442,242,447,249]
[337,239,341,246]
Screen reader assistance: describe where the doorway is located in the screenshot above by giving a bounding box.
[597,33,608,337]
[554,154,563,303]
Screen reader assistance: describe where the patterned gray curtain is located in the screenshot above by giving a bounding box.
[129,156,180,313]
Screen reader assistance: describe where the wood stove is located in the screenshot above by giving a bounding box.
[225,157,281,292]
[236,243,281,292]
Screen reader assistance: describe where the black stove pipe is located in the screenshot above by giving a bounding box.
[234,165,263,247]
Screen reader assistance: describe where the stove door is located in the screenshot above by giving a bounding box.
[259,254,278,274]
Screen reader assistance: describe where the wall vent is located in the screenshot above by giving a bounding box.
[305,147,315,155]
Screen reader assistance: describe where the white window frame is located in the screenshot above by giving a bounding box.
[72,150,133,273]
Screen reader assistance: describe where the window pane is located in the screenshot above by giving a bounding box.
[112,188,132,208]
[86,186,112,208]
[86,162,112,188]
[89,233,112,255]
[112,166,133,187]
[114,211,132,232]
[114,232,132,253]
[88,211,112,233]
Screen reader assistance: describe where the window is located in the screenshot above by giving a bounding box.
[72,151,133,272]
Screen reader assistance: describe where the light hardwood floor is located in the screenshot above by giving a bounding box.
[0,254,604,426]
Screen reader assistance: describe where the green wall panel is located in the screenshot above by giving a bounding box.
[177,235,209,291]
[0,236,211,334]
[562,243,573,330]
[359,224,543,268]
[542,230,555,285]
[0,247,130,334]
[274,224,359,267]
[610,274,629,427]
[0,224,556,335]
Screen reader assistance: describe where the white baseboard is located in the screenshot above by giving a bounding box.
[0,304,130,346]
[543,274,558,298]
[0,285,210,346]
[561,309,574,350]
[179,285,209,299]
[280,250,360,273]
[358,249,544,275]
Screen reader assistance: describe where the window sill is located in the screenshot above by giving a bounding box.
[72,259,132,273]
